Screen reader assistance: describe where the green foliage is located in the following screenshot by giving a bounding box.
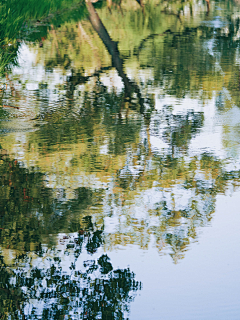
[0,0,89,74]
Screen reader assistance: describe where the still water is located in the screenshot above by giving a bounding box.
[0,0,240,319]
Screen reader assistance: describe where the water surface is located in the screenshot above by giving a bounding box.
[0,0,240,319]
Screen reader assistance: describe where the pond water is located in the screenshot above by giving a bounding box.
[0,0,240,319]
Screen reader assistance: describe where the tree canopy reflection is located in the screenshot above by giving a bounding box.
[1,73,240,262]
[1,4,240,320]
[0,230,140,319]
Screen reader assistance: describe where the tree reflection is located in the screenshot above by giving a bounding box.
[2,1,240,319]
[0,153,105,252]
[1,0,240,269]
[2,69,240,263]
[0,231,140,319]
